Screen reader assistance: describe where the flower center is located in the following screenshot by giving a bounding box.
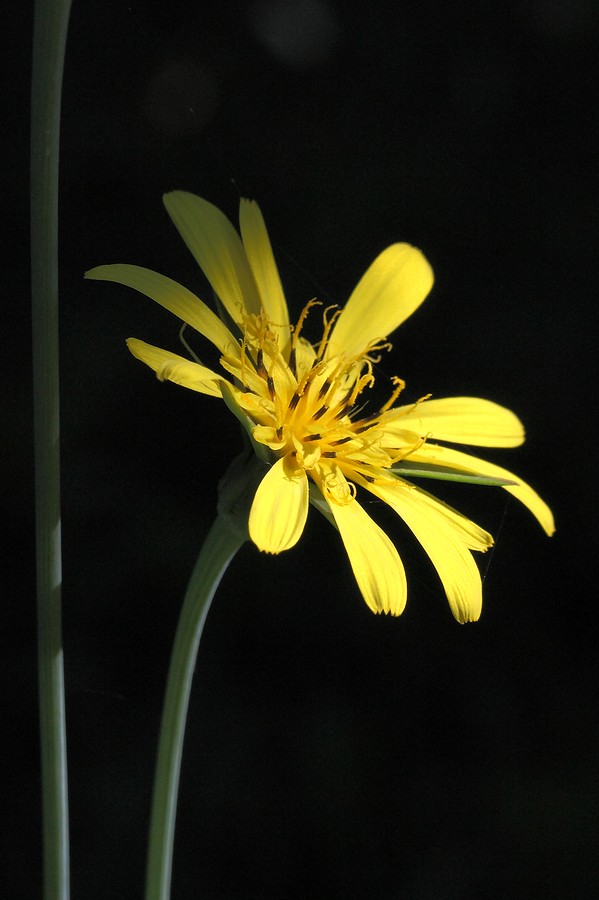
[229,302,424,478]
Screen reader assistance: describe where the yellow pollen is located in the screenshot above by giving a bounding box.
[363,339,393,364]
[347,368,375,407]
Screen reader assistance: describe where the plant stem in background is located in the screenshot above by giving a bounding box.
[31,0,73,897]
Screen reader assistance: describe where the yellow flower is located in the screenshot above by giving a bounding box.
[86,192,554,623]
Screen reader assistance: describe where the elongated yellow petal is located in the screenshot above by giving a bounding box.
[385,396,525,447]
[163,191,261,326]
[383,479,493,551]
[314,466,407,615]
[329,498,407,616]
[410,443,556,536]
[370,480,485,623]
[327,243,434,359]
[85,264,236,357]
[249,456,309,553]
[127,338,223,396]
[239,199,290,355]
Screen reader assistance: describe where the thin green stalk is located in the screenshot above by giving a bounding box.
[145,515,246,900]
[31,0,73,897]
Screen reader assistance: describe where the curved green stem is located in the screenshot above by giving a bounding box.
[145,515,246,900]
[31,0,73,897]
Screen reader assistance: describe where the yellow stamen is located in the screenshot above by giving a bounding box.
[315,305,342,362]
[291,299,321,348]
[377,376,406,414]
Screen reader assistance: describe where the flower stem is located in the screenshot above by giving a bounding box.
[145,516,246,900]
[31,0,72,897]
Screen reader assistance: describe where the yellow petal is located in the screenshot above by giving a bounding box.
[126,339,223,397]
[252,424,287,450]
[410,443,556,536]
[249,456,309,553]
[327,243,434,359]
[370,480,485,623]
[220,380,273,424]
[387,481,493,551]
[239,199,290,354]
[85,264,236,357]
[314,467,407,615]
[385,396,525,448]
[294,336,317,379]
[163,191,261,326]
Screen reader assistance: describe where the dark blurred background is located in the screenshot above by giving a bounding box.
[5,0,598,897]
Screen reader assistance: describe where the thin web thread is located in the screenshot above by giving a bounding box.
[482,494,511,585]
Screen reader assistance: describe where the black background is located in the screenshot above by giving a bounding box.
[5,1,598,897]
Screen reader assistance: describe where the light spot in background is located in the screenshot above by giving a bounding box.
[248,0,341,68]
[521,0,598,39]
[141,57,219,136]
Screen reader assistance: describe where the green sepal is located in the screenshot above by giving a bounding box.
[178,323,204,365]
[217,450,268,541]
[392,461,517,486]
[308,482,338,529]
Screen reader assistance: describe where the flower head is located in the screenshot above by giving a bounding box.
[86,192,554,622]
